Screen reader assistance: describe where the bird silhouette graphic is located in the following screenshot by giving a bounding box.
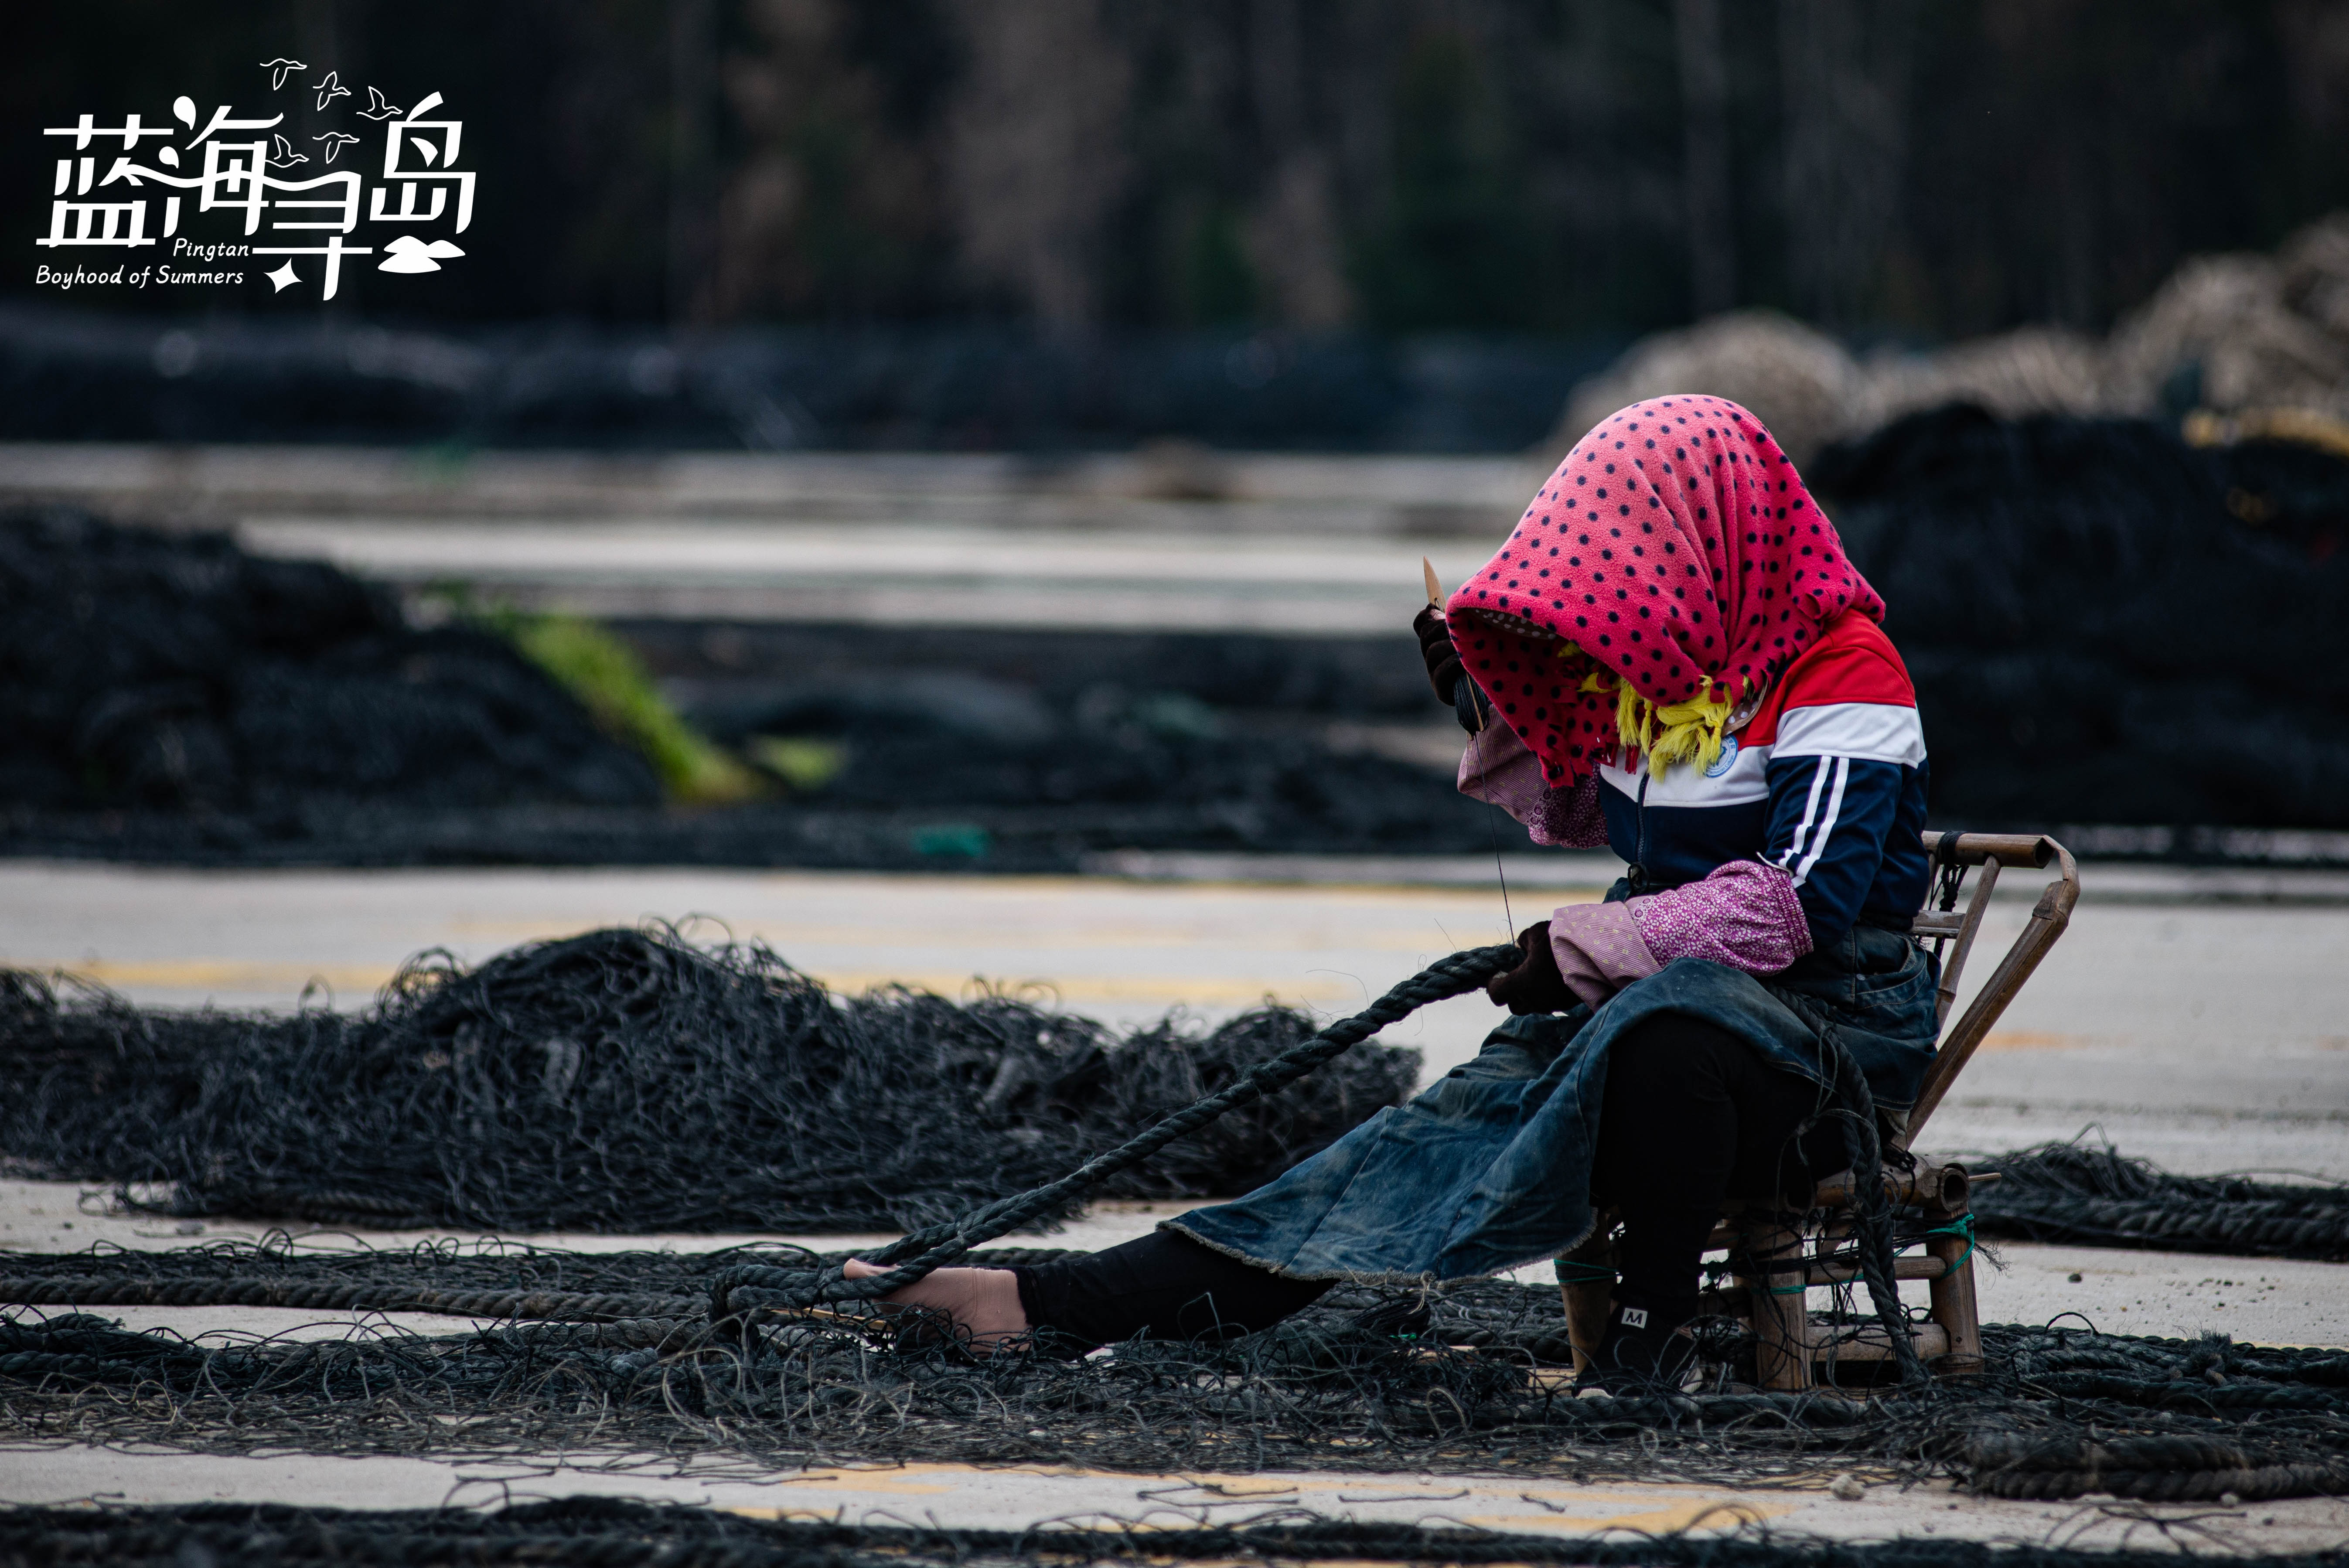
[312,71,351,112]
[259,58,308,92]
[313,132,361,164]
[378,234,466,274]
[267,133,309,168]
[356,86,405,121]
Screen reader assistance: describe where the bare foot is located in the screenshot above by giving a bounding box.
[843,1258,1031,1353]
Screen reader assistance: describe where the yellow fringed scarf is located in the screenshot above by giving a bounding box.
[1576,666,1739,779]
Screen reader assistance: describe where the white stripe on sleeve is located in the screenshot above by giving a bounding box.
[1774,702,1927,765]
[1790,757,1851,886]
[1776,756,1832,873]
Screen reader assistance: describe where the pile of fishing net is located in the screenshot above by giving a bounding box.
[1811,404,2349,831]
[6,929,2349,1508]
[1971,1143,2349,1262]
[9,922,2346,1256]
[6,1238,2348,1502]
[0,925,1419,1233]
[0,505,659,818]
[0,506,1494,869]
[7,1500,2306,1568]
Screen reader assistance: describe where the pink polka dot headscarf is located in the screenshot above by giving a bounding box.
[1446,395,1884,790]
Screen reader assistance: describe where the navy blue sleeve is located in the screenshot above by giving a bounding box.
[1763,753,1906,947]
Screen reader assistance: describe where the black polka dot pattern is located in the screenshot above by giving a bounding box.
[1442,395,1884,789]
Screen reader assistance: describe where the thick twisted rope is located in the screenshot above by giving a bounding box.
[1975,1195,2349,1258]
[708,943,1523,1319]
[0,1276,699,1323]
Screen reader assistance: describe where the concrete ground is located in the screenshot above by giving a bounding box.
[0,442,1546,635]
[10,1446,2349,1553]
[3,856,2346,1549]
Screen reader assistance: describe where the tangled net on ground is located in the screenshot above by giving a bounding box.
[0,925,1418,1233]
[4,941,2347,1505]
[19,1501,2333,1568]
[7,926,2345,1260]
[5,1246,2348,1502]
[1971,1142,2349,1261]
[0,1499,2334,1568]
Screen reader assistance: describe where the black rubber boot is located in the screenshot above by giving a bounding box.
[1575,1297,1696,1396]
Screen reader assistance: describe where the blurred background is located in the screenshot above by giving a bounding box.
[7,0,2349,868]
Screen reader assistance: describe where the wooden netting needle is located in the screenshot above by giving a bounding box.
[1422,557,1444,609]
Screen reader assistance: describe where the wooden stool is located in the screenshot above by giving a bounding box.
[1561,831,2079,1389]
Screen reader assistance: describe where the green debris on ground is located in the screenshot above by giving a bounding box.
[746,734,849,792]
[485,607,765,805]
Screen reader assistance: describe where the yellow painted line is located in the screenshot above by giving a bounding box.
[1456,1498,1780,1534]
[720,871,1605,903]
[1978,1030,2090,1052]
[11,959,1352,1009]
[440,916,1543,953]
[720,1465,1798,1536]
[811,971,1353,1006]
[30,959,402,994]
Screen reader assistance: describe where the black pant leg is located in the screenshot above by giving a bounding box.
[1012,1229,1331,1356]
[1590,1012,1827,1325]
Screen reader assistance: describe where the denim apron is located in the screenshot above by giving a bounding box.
[1170,919,1938,1284]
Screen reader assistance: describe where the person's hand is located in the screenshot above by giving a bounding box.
[1413,605,1463,703]
[1487,921,1575,1014]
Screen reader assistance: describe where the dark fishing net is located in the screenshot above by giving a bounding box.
[0,925,1420,1233]
[4,927,2339,1258]
[3,940,2346,1504]
[0,505,661,818]
[23,1499,2345,1568]
[1811,406,2349,832]
[5,1250,2348,1502]
[1971,1142,2349,1262]
[3,1499,2340,1568]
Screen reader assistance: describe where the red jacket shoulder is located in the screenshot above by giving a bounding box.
[1750,613,1915,738]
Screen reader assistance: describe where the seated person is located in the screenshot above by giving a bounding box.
[848,396,1938,1390]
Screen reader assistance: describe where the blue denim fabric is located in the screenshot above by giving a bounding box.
[1169,925,1937,1284]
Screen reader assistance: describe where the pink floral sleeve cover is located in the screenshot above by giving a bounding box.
[1626,860,1813,973]
[1544,902,1658,1009]
[1543,861,1812,1009]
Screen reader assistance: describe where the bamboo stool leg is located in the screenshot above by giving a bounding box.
[1558,1221,1616,1376]
[1925,1203,1983,1376]
[1739,1219,1811,1391]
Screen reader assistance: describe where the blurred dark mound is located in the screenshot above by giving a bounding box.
[1812,406,2349,830]
[0,507,660,818]
[0,925,1419,1232]
[0,508,1493,868]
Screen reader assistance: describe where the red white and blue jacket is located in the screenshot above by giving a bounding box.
[1594,610,1930,945]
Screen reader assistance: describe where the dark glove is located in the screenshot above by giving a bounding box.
[1417,605,1493,732]
[1486,921,1575,1015]
[1413,605,1463,703]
